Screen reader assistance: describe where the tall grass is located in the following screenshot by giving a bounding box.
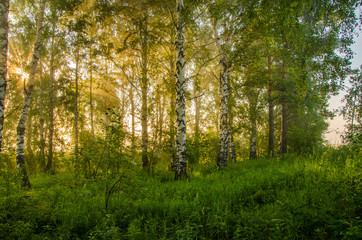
[0,147,360,239]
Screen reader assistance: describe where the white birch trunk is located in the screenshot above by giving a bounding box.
[218,57,229,166]
[175,0,187,179]
[0,0,9,159]
[16,0,46,187]
[212,23,229,167]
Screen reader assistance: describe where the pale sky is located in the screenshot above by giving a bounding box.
[325,25,362,145]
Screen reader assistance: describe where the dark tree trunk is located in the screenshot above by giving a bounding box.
[194,78,201,164]
[140,15,149,172]
[169,31,176,170]
[228,113,236,163]
[39,60,46,169]
[46,26,55,173]
[130,82,135,161]
[249,96,257,159]
[90,61,95,141]
[267,56,275,157]
[74,47,80,173]
[278,61,287,154]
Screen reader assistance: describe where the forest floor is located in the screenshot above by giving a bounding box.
[0,147,361,239]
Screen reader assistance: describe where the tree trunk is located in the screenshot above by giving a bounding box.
[74,46,80,173]
[0,0,9,160]
[158,94,165,162]
[16,0,46,188]
[26,110,34,166]
[169,31,176,171]
[194,78,201,164]
[228,113,236,163]
[46,25,55,173]
[174,0,187,180]
[130,82,135,161]
[212,23,229,168]
[217,54,229,167]
[140,15,149,172]
[248,94,257,159]
[278,61,287,154]
[228,75,236,163]
[39,60,46,169]
[267,56,275,157]
[249,113,257,159]
[90,60,95,141]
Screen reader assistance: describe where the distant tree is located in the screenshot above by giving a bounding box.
[342,68,361,144]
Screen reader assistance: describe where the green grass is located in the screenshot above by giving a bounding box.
[0,148,361,239]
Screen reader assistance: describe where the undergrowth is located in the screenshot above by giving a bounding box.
[0,147,360,239]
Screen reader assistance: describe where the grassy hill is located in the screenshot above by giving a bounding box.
[0,147,361,239]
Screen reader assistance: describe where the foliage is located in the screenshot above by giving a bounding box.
[342,68,362,145]
[0,148,361,239]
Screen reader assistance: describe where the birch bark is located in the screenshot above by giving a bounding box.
[16,0,46,187]
[212,22,230,167]
[174,0,187,179]
[0,0,9,159]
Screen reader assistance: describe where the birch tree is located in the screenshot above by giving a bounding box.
[16,0,46,187]
[174,0,187,179]
[0,0,9,159]
[209,0,239,167]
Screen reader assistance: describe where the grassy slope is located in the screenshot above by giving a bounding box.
[0,148,361,239]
